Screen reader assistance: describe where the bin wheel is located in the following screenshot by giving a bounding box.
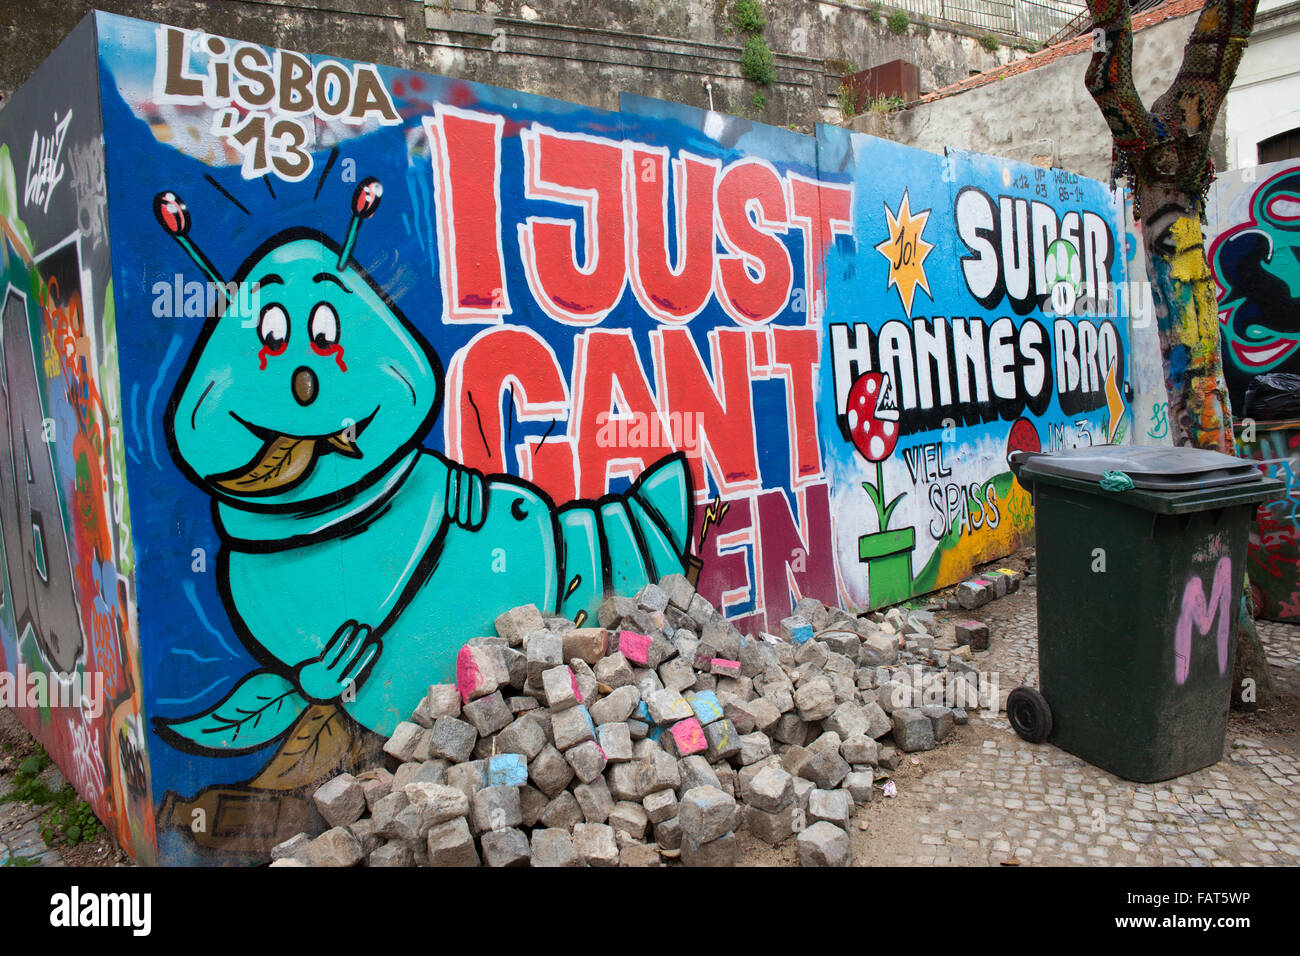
[1008,686,1052,744]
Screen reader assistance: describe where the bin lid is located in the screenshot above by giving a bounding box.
[1012,444,1259,491]
[1010,444,1286,514]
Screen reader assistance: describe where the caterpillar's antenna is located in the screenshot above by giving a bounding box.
[338,177,382,271]
[153,191,233,306]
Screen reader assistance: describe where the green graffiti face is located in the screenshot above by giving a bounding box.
[166,233,441,510]
[1212,169,1300,373]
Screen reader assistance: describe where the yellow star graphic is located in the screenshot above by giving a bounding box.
[874,190,934,316]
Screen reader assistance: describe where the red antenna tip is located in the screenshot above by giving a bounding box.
[153,191,190,237]
[352,178,382,219]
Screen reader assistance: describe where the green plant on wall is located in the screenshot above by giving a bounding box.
[867,2,882,23]
[837,80,862,120]
[741,34,775,85]
[752,90,767,111]
[979,33,1001,52]
[732,0,767,33]
[887,9,910,34]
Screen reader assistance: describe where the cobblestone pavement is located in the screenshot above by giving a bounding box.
[854,582,1300,866]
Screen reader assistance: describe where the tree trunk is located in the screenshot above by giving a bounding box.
[1085,0,1272,709]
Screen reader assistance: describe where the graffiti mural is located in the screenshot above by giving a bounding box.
[0,11,1133,863]
[816,138,1128,613]
[0,16,156,863]
[1204,161,1300,623]
[1207,161,1300,412]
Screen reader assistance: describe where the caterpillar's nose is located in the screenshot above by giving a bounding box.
[292,366,318,406]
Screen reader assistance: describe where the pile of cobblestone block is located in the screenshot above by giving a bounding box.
[271,572,1009,868]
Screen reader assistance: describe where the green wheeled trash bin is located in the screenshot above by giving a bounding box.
[1007,444,1284,783]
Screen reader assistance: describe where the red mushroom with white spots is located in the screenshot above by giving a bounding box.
[846,371,900,463]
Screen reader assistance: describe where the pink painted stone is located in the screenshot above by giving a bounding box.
[620,630,652,666]
[670,717,708,756]
[456,645,483,704]
[570,668,584,705]
[710,658,741,678]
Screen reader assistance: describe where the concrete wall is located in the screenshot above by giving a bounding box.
[0,10,1129,862]
[884,7,1226,180]
[0,0,1026,131]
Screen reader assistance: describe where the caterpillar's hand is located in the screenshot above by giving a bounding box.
[293,621,380,703]
[445,463,486,530]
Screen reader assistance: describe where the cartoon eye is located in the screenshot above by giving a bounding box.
[258,304,289,353]
[310,302,340,350]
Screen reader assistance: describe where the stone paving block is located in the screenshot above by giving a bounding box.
[892,707,936,752]
[609,801,650,841]
[658,656,697,693]
[313,773,366,828]
[647,689,694,724]
[495,713,547,761]
[799,747,851,790]
[695,718,736,763]
[484,753,529,788]
[844,771,875,804]
[595,721,634,762]
[463,691,512,737]
[573,822,620,866]
[382,721,428,763]
[470,786,522,834]
[679,786,736,844]
[481,827,531,867]
[529,744,575,797]
[565,739,609,783]
[563,627,609,666]
[551,704,596,751]
[590,684,640,725]
[643,787,678,825]
[457,643,510,702]
[681,829,737,866]
[921,704,955,742]
[574,777,616,824]
[413,684,461,726]
[525,631,564,683]
[541,665,582,711]
[679,754,722,793]
[809,788,854,828]
[425,817,479,866]
[779,615,814,645]
[594,651,635,688]
[742,764,795,813]
[539,790,584,830]
[794,677,836,721]
[841,734,879,766]
[798,821,851,867]
[429,716,478,763]
[531,828,581,867]
[654,816,683,851]
[685,689,724,725]
[304,827,364,867]
[954,620,990,650]
[710,658,742,679]
[495,604,546,647]
[635,749,681,796]
[668,717,708,757]
[619,630,653,666]
[743,804,797,845]
[368,840,415,867]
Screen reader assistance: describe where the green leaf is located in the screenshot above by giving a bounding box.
[881,492,907,529]
[157,671,308,753]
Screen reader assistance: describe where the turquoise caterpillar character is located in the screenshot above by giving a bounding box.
[155,179,694,749]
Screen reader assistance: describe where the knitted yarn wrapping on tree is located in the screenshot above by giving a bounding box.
[1085,0,1256,219]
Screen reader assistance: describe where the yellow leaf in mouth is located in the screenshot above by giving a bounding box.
[212,435,318,494]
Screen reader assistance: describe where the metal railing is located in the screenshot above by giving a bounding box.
[873,0,1088,45]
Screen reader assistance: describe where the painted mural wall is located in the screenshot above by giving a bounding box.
[1205,159,1300,624]
[0,18,157,864]
[1,11,1130,863]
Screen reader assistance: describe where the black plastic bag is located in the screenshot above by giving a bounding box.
[1243,372,1300,420]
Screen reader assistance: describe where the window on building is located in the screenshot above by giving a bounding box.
[1259,128,1300,165]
